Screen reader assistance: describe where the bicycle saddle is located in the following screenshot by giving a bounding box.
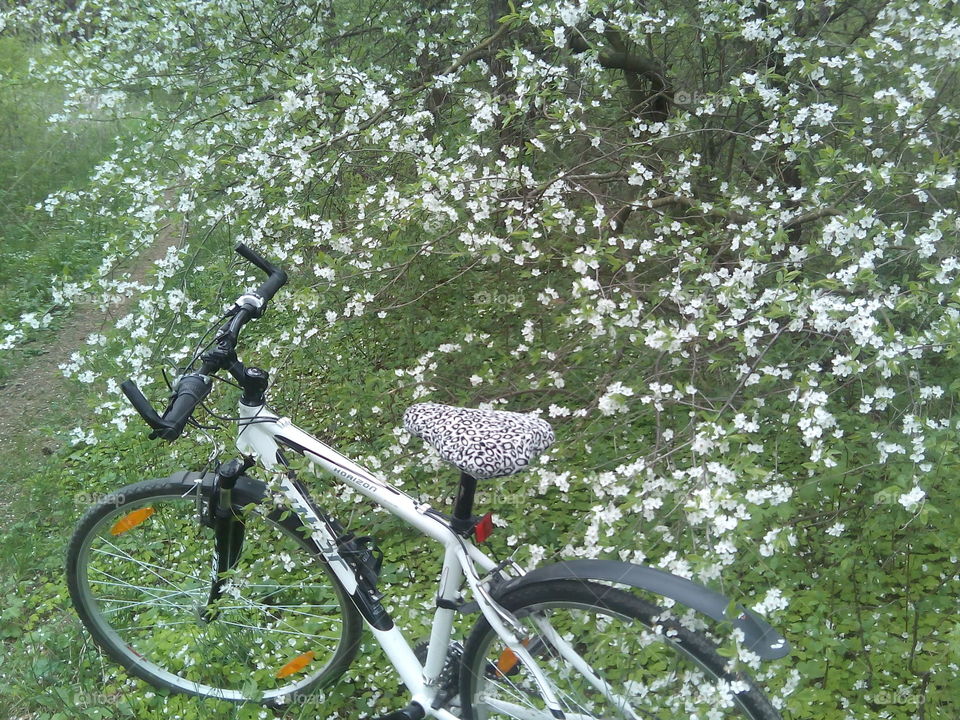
[403,402,554,480]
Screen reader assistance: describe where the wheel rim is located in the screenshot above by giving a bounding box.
[73,490,351,702]
[469,600,760,720]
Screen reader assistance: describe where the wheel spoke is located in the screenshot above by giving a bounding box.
[218,619,330,641]
[96,535,192,592]
[480,698,595,720]
[530,612,640,720]
[91,547,206,583]
[86,570,204,610]
[99,589,204,614]
[110,619,202,632]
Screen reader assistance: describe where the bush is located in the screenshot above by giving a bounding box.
[5,1,960,717]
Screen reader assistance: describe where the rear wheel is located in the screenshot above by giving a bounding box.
[460,579,780,720]
[66,475,362,704]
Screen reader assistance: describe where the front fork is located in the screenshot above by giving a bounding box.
[199,456,255,621]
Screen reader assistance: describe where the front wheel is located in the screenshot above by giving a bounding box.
[460,579,781,720]
[66,473,362,704]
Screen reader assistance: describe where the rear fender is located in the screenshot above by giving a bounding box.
[495,559,790,660]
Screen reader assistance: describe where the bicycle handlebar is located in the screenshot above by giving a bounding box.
[235,242,287,304]
[121,242,288,441]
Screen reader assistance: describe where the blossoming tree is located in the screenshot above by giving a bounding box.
[4,0,960,716]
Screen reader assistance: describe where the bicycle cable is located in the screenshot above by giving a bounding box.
[194,394,280,426]
[184,310,233,373]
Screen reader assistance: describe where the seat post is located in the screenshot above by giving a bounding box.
[451,471,477,534]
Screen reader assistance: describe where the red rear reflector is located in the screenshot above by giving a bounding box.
[475,512,494,543]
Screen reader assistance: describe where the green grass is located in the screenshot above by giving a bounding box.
[0,36,123,371]
[0,424,453,720]
[0,34,148,719]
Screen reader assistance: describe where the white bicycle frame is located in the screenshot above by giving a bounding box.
[231,402,585,720]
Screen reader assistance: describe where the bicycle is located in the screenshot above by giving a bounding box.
[67,243,790,720]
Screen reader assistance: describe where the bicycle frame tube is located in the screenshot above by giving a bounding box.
[233,403,568,719]
[235,404,469,546]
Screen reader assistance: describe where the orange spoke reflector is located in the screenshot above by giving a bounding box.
[110,507,155,535]
[276,650,315,679]
[496,646,523,676]
[495,636,533,677]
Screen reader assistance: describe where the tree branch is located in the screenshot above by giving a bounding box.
[783,205,840,228]
[596,51,667,84]
[440,21,511,77]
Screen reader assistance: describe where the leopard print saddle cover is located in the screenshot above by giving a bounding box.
[403,402,555,480]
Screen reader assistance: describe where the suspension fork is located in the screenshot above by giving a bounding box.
[200,456,255,621]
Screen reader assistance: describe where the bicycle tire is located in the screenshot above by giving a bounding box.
[66,474,362,704]
[460,579,781,720]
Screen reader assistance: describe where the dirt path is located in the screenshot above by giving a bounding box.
[0,222,180,518]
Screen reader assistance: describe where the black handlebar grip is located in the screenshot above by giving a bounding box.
[120,379,166,430]
[234,242,288,303]
[235,242,278,275]
[121,376,212,441]
[255,267,288,302]
[156,374,213,441]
